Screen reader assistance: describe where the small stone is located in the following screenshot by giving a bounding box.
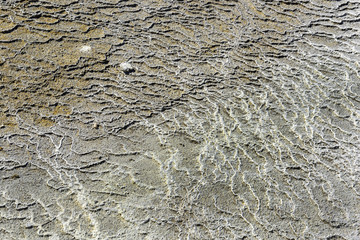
[120,62,135,74]
[80,45,91,53]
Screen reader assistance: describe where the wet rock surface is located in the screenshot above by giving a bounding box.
[0,0,360,239]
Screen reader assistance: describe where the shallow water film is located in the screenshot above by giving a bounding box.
[1,0,360,239]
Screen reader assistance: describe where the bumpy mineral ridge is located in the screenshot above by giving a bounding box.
[0,0,360,239]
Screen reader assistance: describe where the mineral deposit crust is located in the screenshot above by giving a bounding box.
[0,0,359,239]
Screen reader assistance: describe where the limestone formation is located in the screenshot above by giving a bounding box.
[0,0,359,239]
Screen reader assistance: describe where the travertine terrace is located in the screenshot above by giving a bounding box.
[0,0,359,239]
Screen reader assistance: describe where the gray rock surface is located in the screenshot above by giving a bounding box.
[0,0,359,239]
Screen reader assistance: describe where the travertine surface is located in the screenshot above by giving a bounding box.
[0,0,360,239]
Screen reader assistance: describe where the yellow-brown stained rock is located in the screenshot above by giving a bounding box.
[84,28,105,39]
[35,117,56,128]
[34,16,59,24]
[53,105,72,116]
[55,20,90,32]
[0,19,17,33]
[0,26,51,42]
[19,40,109,67]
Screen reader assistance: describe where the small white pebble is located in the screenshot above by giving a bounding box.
[120,62,135,73]
[80,45,92,53]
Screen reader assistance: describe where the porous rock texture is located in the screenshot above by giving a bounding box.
[0,0,360,239]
